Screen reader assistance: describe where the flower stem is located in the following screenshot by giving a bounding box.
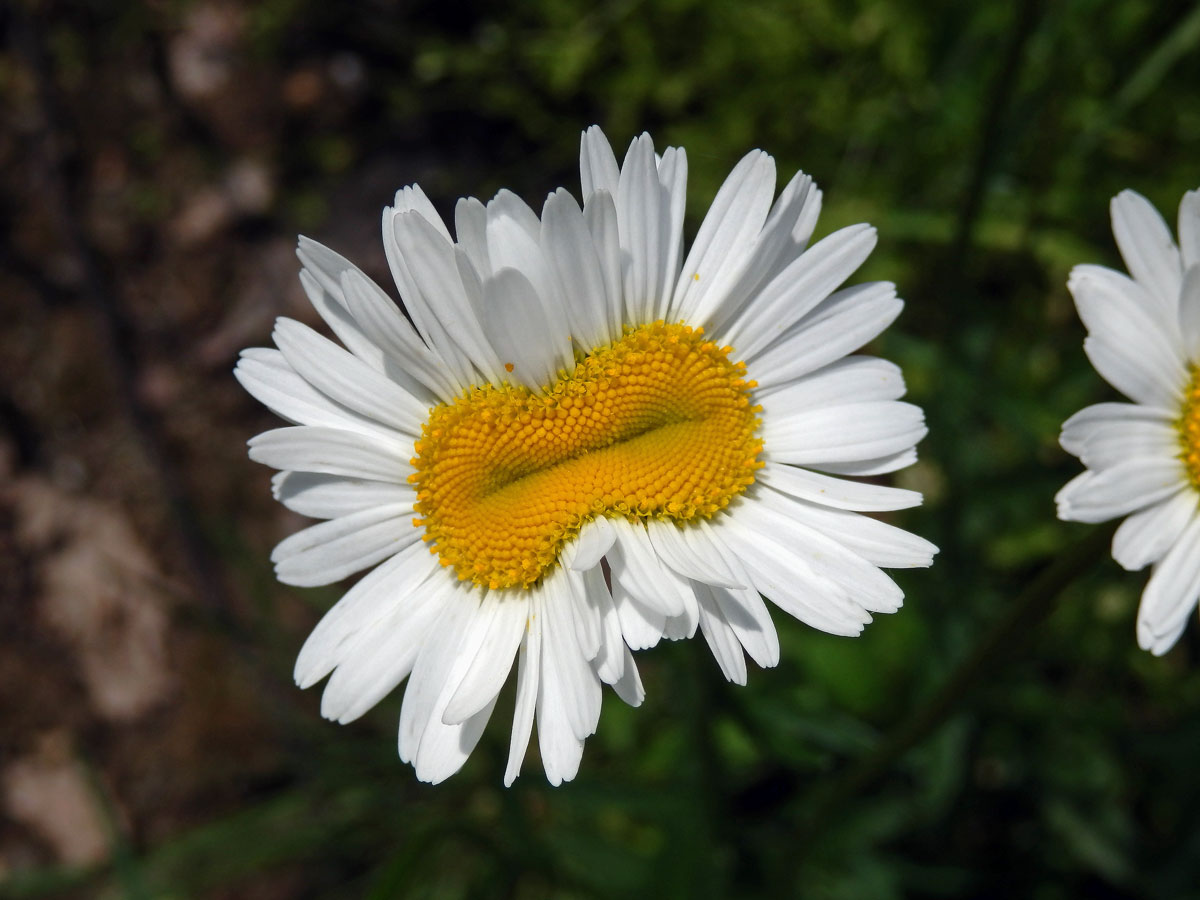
[799,521,1117,838]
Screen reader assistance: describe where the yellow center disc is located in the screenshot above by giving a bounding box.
[409,321,763,589]
[1181,364,1200,489]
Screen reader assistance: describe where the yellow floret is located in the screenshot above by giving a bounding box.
[1181,365,1200,489]
[410,321,763,590]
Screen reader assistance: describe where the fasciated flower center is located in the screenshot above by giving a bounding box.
[1181,364,1200,489]
[409,321,763,590]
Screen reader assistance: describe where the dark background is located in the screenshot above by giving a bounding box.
[4,0,1200,897]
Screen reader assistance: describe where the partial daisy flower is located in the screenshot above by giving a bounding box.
[237,125,936,785]
[1057,188,1200,655]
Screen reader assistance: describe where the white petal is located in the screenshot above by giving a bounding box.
[486,193,557,298]
[442,595,529,724]
[425,594,504,726]
[734,497,903,616]
[612,581,666,650]
[762,401,926,466]
[541,188,615,350]
[393,212,505,382]
[295,238,408,379]
[607,517,690,617]
[485,210,572,372]
[583,190,625,339]
[487,189,542,240]
[1113,489,1199,571]
[295,540,439,689]
[1180,265,1200,361]
[696,587,748,684]
[271,503,419,587]
[662,588,700,640]
[562,517,616,571]
[416,697,497,785]
[758,462,921,512]
[541,572,601,741]
[790,185,823,255]
[616,133,665,323]
[392,183,453,241]
[535,598,587,785]
[1068,266,1186,376]
[1055,457,1188,523]
[1083,334,1183,409]
[756,485,935,570]
[338,269,459,403]
[381,209,476,387]
[672,150,777,326]
[1111,190,1182,312]
[703,172,819,330]
[644,518,744,588]
[535,690,585,786]
[1179,190,1200,270]
[746,284,904,390]
[656,146,688,315]
[815,447,918,477]
[705,576,780,671]
[504,605,542,786]
[248,426,412,483]
[722,225,877,359]
[397,588,476,765]
[1077,419,1180,471]
[454,196,491,276]
[1055,470,1094,517]
[273,318,427,436]
[1144,614,1190,658]
[1070,263,1179,342]
[763,170,822,251]
[568,566,603,661]
[731,494,908,611]
[1060,402,1175,457]
[580,126,620,200]
[715,511,870,636]
[478,267,566,390]
[586,567,626,684]
[608,647,645,707]
[1137,511,1200,655]
[412,595,503,782]
[272,471,415,520]
[235,349,399,441]
[317,583,445,723]
[756,355,906,413]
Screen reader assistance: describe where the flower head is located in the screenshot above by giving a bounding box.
[1057,188,1200,654]
[237,126,935,784]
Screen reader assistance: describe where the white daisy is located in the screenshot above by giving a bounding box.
[1056,188,1200,655]
[236,126,935,785]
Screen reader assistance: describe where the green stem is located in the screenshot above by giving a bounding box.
[799,522,1117,839]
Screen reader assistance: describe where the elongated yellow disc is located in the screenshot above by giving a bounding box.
[1181,367,1200,489]
[410,321,763,589]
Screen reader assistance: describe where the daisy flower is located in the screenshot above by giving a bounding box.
[236,126,936,785]
[1056,188,1200,655]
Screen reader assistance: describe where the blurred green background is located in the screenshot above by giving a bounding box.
[4,0,1200,897]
